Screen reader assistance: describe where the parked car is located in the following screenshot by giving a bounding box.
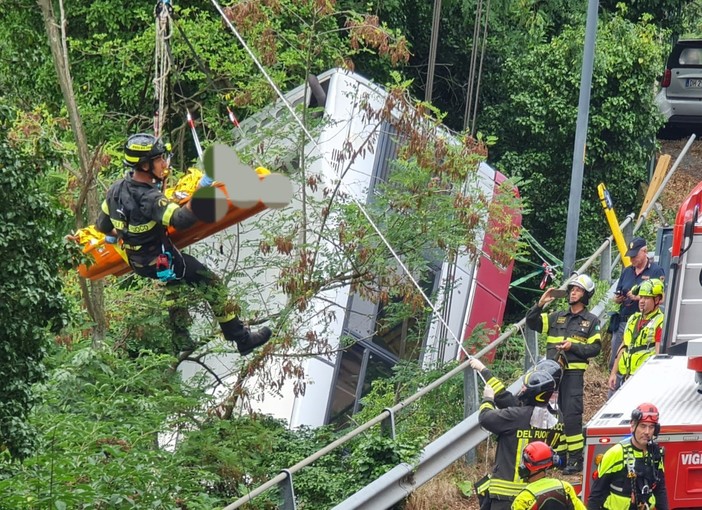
[655,39,702,127]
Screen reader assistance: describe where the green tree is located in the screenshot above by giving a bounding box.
[0,105,69,459]
[0,345,223,508]
[599,0,686,34]
[480,15,665,301]
[0,0,524,503]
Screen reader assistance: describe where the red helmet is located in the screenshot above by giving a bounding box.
[632,402,659,424]
[519,441,555,479]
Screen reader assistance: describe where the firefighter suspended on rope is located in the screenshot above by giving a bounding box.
[95,133,273,355]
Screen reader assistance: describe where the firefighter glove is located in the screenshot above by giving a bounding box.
[483,384,495,400]
[469,358,486,372]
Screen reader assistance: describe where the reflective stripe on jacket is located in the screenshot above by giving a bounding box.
[511,477,585,510]
[617,308,663,378]
[587,439,667,510]
[525,305,601,371]
[96,173,196,265]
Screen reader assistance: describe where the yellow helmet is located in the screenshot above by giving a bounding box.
[637,278,664,298]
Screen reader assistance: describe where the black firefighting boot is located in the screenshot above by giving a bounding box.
[562,454,583,475]
[220,317,272,356]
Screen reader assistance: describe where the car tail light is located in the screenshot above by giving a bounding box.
[662,68,671,88]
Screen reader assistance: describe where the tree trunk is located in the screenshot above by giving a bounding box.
[37,0,107,346]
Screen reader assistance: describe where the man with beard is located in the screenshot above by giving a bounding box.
[587,403,668,510]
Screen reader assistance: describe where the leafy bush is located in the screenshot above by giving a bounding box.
[0,105,69,459]
[480,14,666,309]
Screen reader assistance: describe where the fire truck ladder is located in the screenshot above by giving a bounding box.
[662,135,702,355]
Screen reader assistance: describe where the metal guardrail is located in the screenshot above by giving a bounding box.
[222,241,627,509]
[331,377,524,510]
[223,241,615,510]
[223,337,497,510]
[223,142,693,509]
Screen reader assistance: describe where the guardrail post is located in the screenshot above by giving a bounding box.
[600,242,612,283]
[381,408,397,440]
[524,327,539,371]
[279,469,297,510]
[463,367,478,463]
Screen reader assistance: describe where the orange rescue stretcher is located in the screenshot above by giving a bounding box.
[73,167,269,280]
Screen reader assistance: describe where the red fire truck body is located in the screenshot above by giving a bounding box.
[579,177,702,507]
[582,354,702,508]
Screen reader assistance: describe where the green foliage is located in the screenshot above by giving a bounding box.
[0,328,431,508]
[354,360,464,441]
[177,411,425,508]
[680,1,702,38]
[0,6,60,107]
[1,0,412,166]
[480,15,665,306]
[599,0,687,34]
[0,344,222,509]
[0,105,69,459]
[493,334,528,381]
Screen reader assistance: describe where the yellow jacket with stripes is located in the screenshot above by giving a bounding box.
[512,476,585,510]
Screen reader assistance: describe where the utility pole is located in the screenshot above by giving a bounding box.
[563,0,599,277]
[426,0,442,102]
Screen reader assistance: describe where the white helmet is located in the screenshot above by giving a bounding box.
[567,274,595,303]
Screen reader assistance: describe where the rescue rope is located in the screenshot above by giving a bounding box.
[153,0,173,138]
[518,322,539,367]
[207,0,490,368]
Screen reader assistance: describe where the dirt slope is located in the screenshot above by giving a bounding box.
[659,135,702,212]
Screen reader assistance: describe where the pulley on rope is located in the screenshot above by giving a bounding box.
[539,263,555,290]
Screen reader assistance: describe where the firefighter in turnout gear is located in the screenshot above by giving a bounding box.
[96,133,272,355]
[512,441,586,510]
[526,274,601,475]
[469,358,564,411]
[479,368,565,510]
[587,403,668,510]
[608,279,664,394]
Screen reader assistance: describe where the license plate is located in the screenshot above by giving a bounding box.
[687,78,702,88]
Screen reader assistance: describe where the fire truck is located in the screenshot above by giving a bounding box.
[582,180,702,508]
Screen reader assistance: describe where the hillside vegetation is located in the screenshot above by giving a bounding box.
[1,1,701,508]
